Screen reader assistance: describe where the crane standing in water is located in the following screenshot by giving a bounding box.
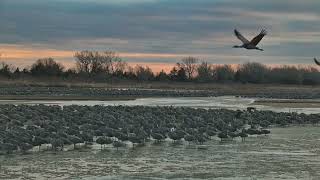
[233,29,267,51]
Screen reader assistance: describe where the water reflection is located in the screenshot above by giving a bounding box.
[1,127,319,179]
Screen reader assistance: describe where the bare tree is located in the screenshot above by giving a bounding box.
[135,65,154,81]
[74,50,106,74]
[112,58,128,76]
[196,62,214,82]
[103,51,126,74]
[178,56,199,80]
[74,50,122,75]
[237,62,268,83]
[90,51,105,74]
[214,65,235,82]
[74,51,92,74]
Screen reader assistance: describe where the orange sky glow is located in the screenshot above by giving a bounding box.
[0,45,182,72]
[0,45,316,73]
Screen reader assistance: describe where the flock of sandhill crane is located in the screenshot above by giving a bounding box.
[233,29,320,66]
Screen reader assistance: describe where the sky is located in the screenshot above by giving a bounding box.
[0,0,320,70]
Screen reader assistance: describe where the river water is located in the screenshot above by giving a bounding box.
[1,96,319,114]
[0,126,320,180]
[0,97,320,179]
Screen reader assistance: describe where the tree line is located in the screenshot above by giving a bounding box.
[0,50,319,85]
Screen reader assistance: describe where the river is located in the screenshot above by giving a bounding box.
[1,126,320,179]
[0,96,319,114]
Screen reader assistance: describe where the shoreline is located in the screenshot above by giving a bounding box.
[0,95,138,101]
[1,80,320,90]
[0,95,320,109]
[0,84,320,100]
[253,99,320,108]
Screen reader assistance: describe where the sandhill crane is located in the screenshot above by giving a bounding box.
[233,29,267,51]
[314,58,320,66]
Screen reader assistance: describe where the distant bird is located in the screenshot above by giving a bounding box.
[233,29,267,51]
[314,58,320,66]
[247,107,256,113]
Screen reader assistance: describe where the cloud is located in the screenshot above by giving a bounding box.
[60,0,158,5]
[0,0,320,67]
[1,44,314,68]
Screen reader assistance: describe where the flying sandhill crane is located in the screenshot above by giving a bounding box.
[314,58,320,66]
[233,29,267,51]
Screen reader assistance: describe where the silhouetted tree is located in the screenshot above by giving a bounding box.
[63,68,77,79]
[74,51,91,74]
[12,68,21,79]
[14,68,20,74]
[237,62,268,83]
[0,62,13,77]
[196,62,214,82]
[169,67,178,81]
[0,48,319,85]
[302,67,320,85]
[135,65,154,81]
[110,56,127,76]
[177,67,188,81]
[22,68,29,74]
[0,54,14,77]
[214,65,234,82]
[178,57,199,80]
[124,66,137,80]
[155,70,169,81]
[267,65,303,84]
[30,58,64,76]
[74,50,122,76]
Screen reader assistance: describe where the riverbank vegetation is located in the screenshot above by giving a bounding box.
[1,51,320,85]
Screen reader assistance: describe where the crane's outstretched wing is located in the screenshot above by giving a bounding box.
[314,58,320,66]
[234,29,250,44]
[250,29,267,46]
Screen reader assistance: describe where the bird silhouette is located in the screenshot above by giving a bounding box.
[233,29,267,51]
[314,58,320,66]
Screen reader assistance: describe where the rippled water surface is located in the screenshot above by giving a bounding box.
[1,96,320,114]
[1,126,320,180]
